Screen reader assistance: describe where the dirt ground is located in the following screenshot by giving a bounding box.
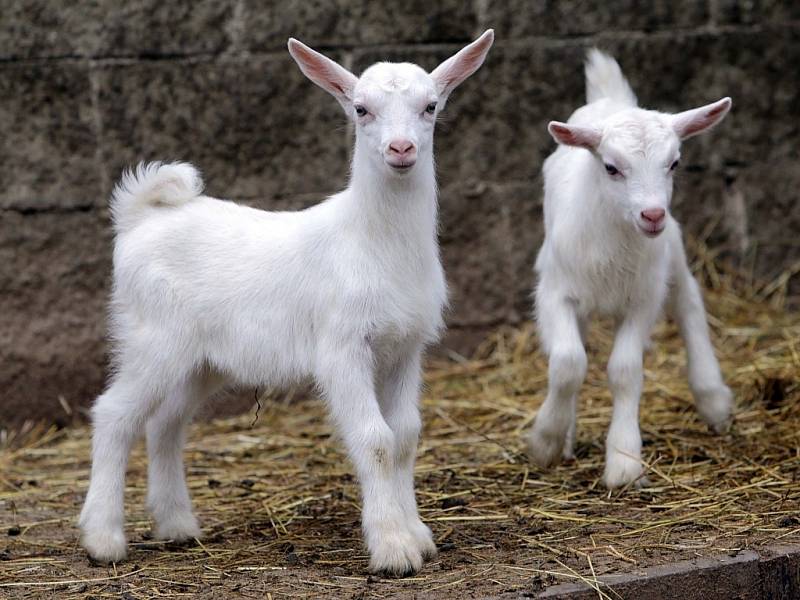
[1,282,799,599]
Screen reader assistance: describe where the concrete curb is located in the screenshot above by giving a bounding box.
[496,544,800,599]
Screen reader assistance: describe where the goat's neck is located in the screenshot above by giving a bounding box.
[342,142,439,253]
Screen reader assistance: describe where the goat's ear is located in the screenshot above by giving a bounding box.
[671,97,732,140]
[548,121,602,150]
[288,38,358,112]
[430,29,494,103]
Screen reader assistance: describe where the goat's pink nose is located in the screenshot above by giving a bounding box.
[388,139,415,157]
[641,208,666,224]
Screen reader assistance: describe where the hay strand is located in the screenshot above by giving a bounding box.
[1,254,798,598]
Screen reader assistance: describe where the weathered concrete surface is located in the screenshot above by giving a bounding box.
[0,1,234,59]
[241,0,479,50]
[93,54,350,200]
[1,3,799,426]
[0,210,111,425]
[507,544,800,600]
[485,0,711,37]
[0,61,101,211]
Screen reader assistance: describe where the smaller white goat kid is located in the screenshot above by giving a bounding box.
[527,49,733,489]
[79,31,494,575]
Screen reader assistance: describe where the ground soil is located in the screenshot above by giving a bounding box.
[2,301,798,599]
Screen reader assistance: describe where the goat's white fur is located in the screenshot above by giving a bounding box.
[79,30,494,575]
[526,49,733,489]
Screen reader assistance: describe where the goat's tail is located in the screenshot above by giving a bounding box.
[584,48,638,107]
[110,161,203,233]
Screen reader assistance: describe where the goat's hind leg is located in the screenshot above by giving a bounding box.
[79,373,159,563]
[668,241,733,433]
[561,393,578,461]
[146,370,224,542]
[559,317,589,462]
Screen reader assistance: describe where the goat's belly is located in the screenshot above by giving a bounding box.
[572,274,662,320]
[204,319,314,388]
[589,294,631,319]
[568,274,641,318]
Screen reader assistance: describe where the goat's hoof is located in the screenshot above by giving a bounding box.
[409,519,437,560]
[695,385,734,434]
[368,529,425,577]
[524,427,565,468]
[603,453,646,489]
[709,415,733,435]
[153,512,201,543]
[82,528,128,564]
[561,443,576,462]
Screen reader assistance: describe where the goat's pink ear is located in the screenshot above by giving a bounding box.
[671,97,732,140]
[430,29,494,101]
[548,121,602,150]
[288,38,358,110]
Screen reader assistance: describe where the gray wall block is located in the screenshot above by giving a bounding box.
[1,3,798,425]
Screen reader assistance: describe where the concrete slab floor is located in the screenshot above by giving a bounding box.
[492,544,800,600]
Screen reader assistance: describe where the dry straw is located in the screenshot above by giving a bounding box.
[1,239,798,599]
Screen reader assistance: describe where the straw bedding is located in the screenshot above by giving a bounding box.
[1,246,798,599]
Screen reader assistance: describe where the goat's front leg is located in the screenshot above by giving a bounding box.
[317,341,425,576]
[377,345,436,561]
[604,316,650,489]
[526,291,587,466]
[668,242,733,432]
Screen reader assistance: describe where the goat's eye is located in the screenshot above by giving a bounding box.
[425,102,437,115]
[670,159,680,171]
[354,105,368,118]
[604,164,620,176]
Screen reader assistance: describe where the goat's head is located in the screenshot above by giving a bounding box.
[288,30,494,178]
[548,97,731,237]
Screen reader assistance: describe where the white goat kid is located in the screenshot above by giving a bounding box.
[79,30,495,576]
[526,49,733,489]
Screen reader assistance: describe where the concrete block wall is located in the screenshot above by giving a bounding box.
[1,1,798,425]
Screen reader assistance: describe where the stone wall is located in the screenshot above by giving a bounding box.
[2,1,798,426]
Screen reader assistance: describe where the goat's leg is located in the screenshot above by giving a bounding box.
[561,392,578,461]
[79,373,160,562]
[146,370,224,542]
[604,317,649,489]
[377,345,436,561]
[317,341,423,576]
[668,243,733,433]
[526,292,587,467]
[561,317,590,461]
